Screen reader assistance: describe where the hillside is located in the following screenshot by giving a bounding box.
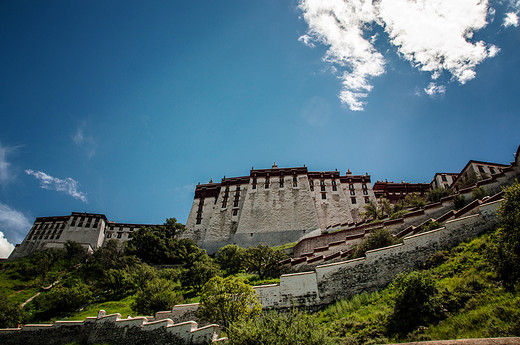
[1,183,520,344]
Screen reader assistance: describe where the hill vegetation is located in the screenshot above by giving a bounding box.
[1,182,519,345]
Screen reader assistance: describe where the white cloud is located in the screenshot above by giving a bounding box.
[424,82,446,96]
[0,203,31,252]
[25,169,88,203]
[299,0,385,111]
[0,231,15,259]
[0,143,16,184]
[73,122,98,158]
[503,12,519,27]
[298,0,501,110]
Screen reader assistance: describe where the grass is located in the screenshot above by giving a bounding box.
[311,228,520,344]
[65,295,137,320]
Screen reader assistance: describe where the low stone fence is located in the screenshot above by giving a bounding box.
[0,310,220,345]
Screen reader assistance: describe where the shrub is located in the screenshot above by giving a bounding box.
[227,310,333,345]
[487,181,520,288]
[0,292,23,328]
[453,194,466,210]
[471,186,488,201]
[351,228,398,259]
[199,276,261,332]
[387,271,438,335]
[215,244,246,275]
[131,278,182,316]
[426,188,453,203]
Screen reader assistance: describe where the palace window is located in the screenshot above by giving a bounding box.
[321,193,326,199]
[362,184,367,189]
[364,197,370,203]
[117,232,122,239]
[363,190,368,195]
[490,167,496,174]
[309,180,314,191]
[351,197,357,204]
[265,178,270,189]
[350,190,355,196]
[293,176,298,187]
[441,175,447,182]
[279,177,284,188]
[252,178,257,189]
[349,184,354,190]
[222,199,227,208]
[478,166,485,173]
[233,200,239,207]
[233,209,238,216]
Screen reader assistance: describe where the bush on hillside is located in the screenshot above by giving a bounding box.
[199,276,261,332]
[487,180,520,289]
[351,228,399,259]
[131,278,182,316]
[227,310,333,345]
[387,271,439,335]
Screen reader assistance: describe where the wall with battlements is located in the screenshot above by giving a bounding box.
[0,310,219,345]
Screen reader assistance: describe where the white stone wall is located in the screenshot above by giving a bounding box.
[236,175,320,235]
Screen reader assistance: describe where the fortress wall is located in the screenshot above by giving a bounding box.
[184,195,217,245]
[310,178,354,229]
[0,311,219,345]
[203,183,249,247]
[253,200,501,309]
[236,175,320,235]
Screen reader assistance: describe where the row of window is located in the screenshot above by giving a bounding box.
[319,193,370,204]
[32,222,66,230]
[106,232,132,239]
[27,230,64,241]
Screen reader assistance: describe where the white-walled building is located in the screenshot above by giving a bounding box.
[8,212,157,260]
[182,164,377,253]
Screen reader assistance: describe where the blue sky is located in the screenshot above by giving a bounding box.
[1,0,519,257]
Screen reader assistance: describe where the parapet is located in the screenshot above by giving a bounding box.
[0,310,221,345]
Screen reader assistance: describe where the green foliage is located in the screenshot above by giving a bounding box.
[124,218,189,265]
[32,280,93,320]
[64,241,89,263]
[0,292,24,328]
[362,198,411,221]
[131,278,182,316]
[404,194,426,208]
[351,228,398,259]
[487,180,520,288]
[227,310,333,345]
[471,186,488,201]
[422,221,441,232]
[180,254,220,291]
[426,188,453,203]
[199,276,261,331]
[387,271,438,335]
[243,245,287,280]
[215,244,246,275]
[453,194,466,210]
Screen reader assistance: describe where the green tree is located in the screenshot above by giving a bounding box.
[32,280,93,320]
[131,278,183,316]
[471,186,488,200]
[453,194,466,210]
[0,292,23,328]
[64,240,88,263]
[404,194,426,208]
[180,254,220,291]
[199,276,261,332]
[243,245,287,280]
[215,244,246,275]
[351,228,398,259]
[426,187,453,203]
[487,181,520,288]
[387,271,438,335]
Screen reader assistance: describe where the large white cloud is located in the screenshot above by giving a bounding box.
[298,0,512,110]
[25,169,88,203]
[0,231,15,259]
[0,203,32,253]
